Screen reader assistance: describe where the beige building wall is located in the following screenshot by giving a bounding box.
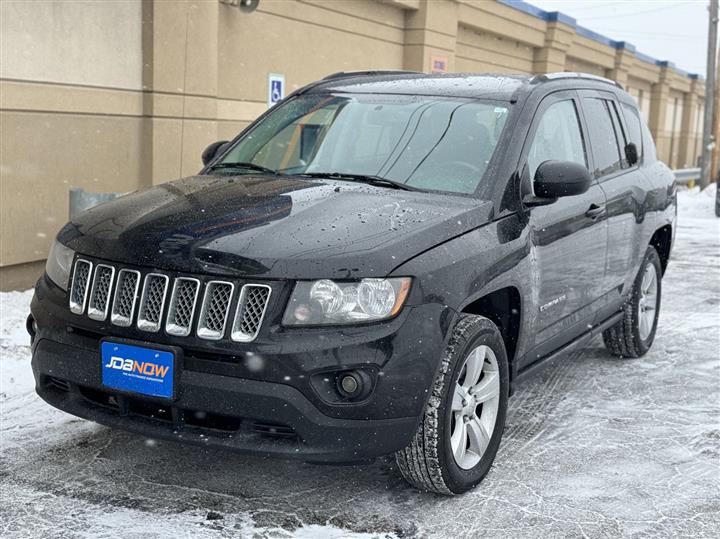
[1,0,146,289]
[0,0,705,290]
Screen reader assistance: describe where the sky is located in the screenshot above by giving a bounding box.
[528,0,708,77]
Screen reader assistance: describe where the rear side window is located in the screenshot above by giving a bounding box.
[607,101,629,168]
[583,98,623,177]
[527,100,586,179]
[621,102,643,162]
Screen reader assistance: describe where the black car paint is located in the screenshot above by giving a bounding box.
[56,175,493,281]
[30,73,676,462]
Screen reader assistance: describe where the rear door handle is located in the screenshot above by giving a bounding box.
[585,203,606,220]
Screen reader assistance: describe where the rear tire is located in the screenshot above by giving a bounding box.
[603,246,662,358]
[395,314,509,495]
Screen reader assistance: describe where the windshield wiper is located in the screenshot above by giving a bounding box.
[300,172,420,191]
[209,161,283,176]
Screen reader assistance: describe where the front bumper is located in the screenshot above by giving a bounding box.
[30,275,453,462]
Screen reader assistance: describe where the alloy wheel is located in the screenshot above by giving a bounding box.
[450,345,501,470]
[638,264,658,341]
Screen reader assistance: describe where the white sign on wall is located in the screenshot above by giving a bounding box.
[268,73,285,108]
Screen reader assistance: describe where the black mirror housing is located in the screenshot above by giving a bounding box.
[533,160,592,199]
[202,140,230,166]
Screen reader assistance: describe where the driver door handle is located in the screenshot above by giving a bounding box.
[585,203,606,220]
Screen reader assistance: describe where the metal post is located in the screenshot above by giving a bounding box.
[701,0,719,189]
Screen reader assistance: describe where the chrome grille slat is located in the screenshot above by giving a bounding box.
[197,281,234,340]
[87,264,115,321]
[69,259,93,314]
[232,284,271,342]
[165,277,200,337]
[111,269,140,327]
[137,273,169,333]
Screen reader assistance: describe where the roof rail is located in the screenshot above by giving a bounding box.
[530,72,623,89]
[322,70,420,81]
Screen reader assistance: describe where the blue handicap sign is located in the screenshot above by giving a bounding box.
[271,80,282,102]
[268,74,285,107]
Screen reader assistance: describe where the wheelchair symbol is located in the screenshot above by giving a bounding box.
[271,80,283,103]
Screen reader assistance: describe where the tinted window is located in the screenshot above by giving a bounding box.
[583,98,623,177]
[621,102,643,162]
[527,100,586,179]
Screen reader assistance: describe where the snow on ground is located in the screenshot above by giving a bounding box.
[1,186,719,538]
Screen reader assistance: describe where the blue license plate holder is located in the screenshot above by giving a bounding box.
[101,339,178,400]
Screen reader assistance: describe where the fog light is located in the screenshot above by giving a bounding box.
[336,370,373,400]
[340,374,359,395]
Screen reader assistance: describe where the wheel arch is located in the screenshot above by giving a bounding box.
[460,286,522,366]
[649,224,672,275]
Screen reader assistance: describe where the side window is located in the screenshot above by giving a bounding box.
[608,101,629,168]
[621,102,644,163]
[527,100,587,179]
[582,98,623,177]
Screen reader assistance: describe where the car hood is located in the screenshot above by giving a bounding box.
[58,175,494,279]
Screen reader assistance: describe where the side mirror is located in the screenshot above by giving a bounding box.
[201,140,229,166]
[625,142,639,166]
[533,160,592,200]
[523,160,592,206]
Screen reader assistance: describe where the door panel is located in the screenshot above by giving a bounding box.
[599,173,646,296]
[530,183,608,346]
[519,91,608,359]
[579,91,648,316]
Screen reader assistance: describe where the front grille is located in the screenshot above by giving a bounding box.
[111,269,140,327]
[232,285,271,342]
[137,273,169,332]
[78,385,296,440]
[197,281,234,340]
[68,259,271,342]
[166,278,200,337]
[252,421,297,439]
[69,259,92,314]
[87,264,115,321]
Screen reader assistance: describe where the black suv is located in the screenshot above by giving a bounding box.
[29,71,675,495]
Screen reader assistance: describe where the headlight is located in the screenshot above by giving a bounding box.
[282,277,411,326]
[45,240,75,291]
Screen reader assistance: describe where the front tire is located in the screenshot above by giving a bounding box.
[395,315,509,495]
[603,246,662,358]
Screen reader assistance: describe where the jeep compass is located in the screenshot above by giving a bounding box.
[29,71,676,494]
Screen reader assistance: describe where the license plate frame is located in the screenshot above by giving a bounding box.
[100,338,181,401]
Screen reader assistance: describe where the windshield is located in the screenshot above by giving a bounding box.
[217,93,509,194]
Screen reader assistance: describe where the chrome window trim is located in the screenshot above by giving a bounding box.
[196,280,235,341]
[87,264,116,321]
[69,259,93,315]
[110,269,141,327]
[136,273,170,333]
[165,277,201,337]
[231,284,272,342]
